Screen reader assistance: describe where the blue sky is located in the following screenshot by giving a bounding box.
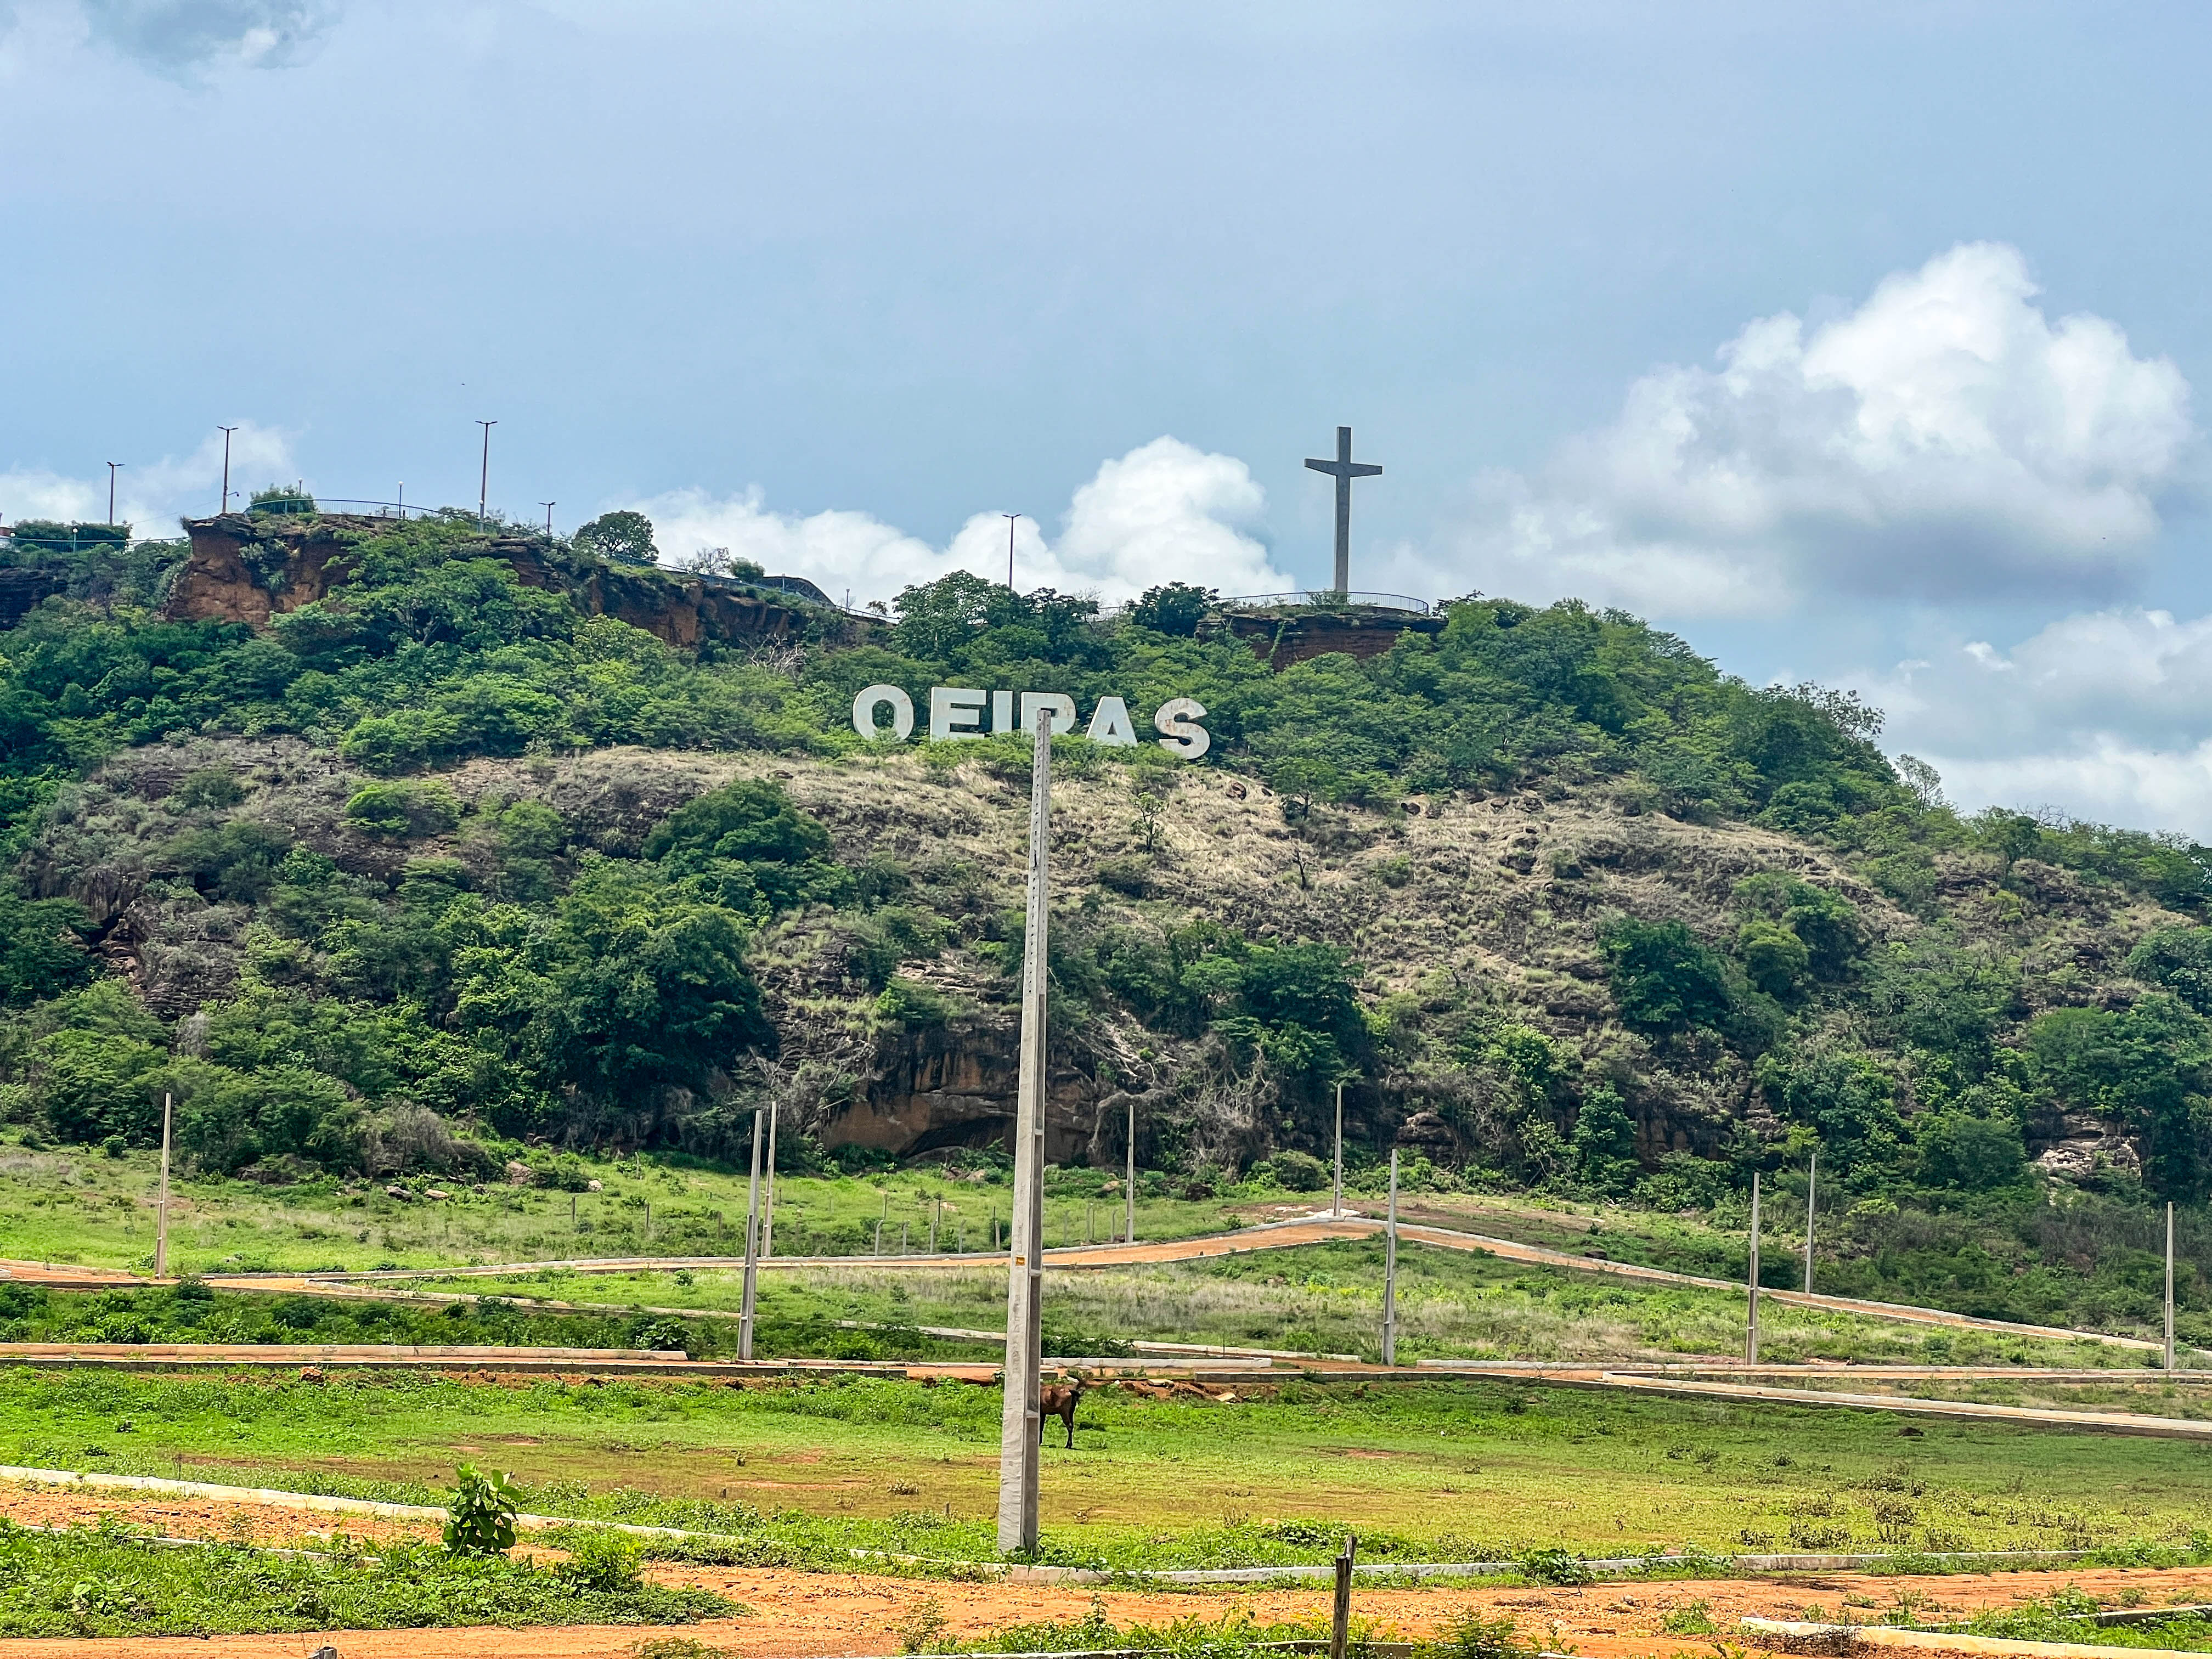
[8,2,2212,832]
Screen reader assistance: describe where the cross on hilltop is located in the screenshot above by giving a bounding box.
[1305,425,1382,596]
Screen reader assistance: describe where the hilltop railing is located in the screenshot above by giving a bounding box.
[1216,590,1433,615]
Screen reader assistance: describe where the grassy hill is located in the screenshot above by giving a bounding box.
[5,507,2212,1335]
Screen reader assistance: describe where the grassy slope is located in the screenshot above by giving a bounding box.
[443,1244,2147,1368]
[0,1369,2201,1568]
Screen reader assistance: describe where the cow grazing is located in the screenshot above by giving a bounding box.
[1040,1376,1086,1448]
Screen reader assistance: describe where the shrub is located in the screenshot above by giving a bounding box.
[556,1528,643,1593]
[443,1464,518,1557]
[343,781,464,840]
[875,976,956,1029]
[1264,1149,1329,1192]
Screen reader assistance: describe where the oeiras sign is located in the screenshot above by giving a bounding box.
[852,685,1211,759]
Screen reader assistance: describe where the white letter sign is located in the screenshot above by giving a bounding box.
[853,684,915,740]
[930,686,988,741]
[1153,697,1210,758]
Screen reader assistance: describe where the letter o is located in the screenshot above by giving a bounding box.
[853,684,915,741]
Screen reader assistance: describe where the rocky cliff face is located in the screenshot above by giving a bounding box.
[164,514,833,650]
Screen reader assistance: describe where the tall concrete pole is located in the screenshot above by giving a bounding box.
[1746,1171,1762,1365]
[997,706,1053,1554]
[1381,1148,1400,1365]
[1803,1150,1817,1295]
[738,1105,762,1361]
[1125,1093,1136,1244]
[763,1097,778,1260]
[2166,1200,2177,1374]
[1332,1081,1344,1218]
[154,1092,172,1279]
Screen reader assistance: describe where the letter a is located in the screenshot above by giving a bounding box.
[1086,696,1138,747]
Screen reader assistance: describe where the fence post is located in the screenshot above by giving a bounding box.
[1329,1533,1357,1659]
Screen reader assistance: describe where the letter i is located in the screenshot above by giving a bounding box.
[992,691,1015,733]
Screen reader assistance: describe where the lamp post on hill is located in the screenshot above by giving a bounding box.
[1003,513,1022,590]
[218,428,238,514]
[106,462,123,526]
[476,421,496,525]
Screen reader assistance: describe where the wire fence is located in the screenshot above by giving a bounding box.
[1216,590,1434,615]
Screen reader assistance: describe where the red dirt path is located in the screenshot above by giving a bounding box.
[0,1484,2207,1658]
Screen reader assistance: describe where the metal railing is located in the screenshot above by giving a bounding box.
[1216,590,1432,616]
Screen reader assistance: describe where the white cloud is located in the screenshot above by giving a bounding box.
[1871,607,2212,836]
[631,435,1289,609]
[1393,243,2196,617]
[78,0,335,72]
[0,422,294,535]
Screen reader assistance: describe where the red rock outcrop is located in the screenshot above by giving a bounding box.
[1212,607,1444,669]
[164,514,841,650]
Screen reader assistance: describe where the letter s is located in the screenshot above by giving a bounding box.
[1153,697,1210,759]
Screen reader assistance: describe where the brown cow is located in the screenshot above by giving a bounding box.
[1039,1376,1086,1448]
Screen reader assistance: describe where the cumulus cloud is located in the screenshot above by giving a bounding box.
[1,422,295,534]
[632,436,1290,610]
[1869,607,2212,836]
[1397,243,2196,617]
[78,0,335,72]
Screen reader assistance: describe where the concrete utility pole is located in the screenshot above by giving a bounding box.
[2166,1201,2177,1373]
[1381,1149,1400,1365]
[154,1093,172,1278]
[1125,1092,1136,1245]
[476,421,496,524]
[1332,1081,1345,1218]
[1304,426,1382,596]
[541,501,555,538]
[739,1105,763,1361]
[106,462,123,525]
[763,1097,778,1260]
[1803,1150,1817,1295]
[997,704,1054,1554]
[1746,1171,1762,1364]
[1003,513,1022,590]
[217,428,237,514]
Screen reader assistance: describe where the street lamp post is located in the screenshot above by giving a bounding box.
[217,427,237,514]
[106,462,124,525]
[1003,513,1022,589]
[540,502,555,538]
[477,421,496,524]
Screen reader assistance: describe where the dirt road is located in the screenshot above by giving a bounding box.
[0,1474,2202,1659]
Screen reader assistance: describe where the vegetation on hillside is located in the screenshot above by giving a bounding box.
[4,511,2212,1328]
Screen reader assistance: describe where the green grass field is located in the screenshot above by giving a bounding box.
[1,1368,2203,1571]
[436,1241,2153,1368]
[0,1142,1331,1275]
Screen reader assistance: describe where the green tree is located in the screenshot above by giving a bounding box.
[1570,1084,1640,1193]
[644,779,847,917]
[1737,920,1810,999]
[1755,1043,1905,1183]
[1599,918,1734,1035]
[1128,583,1217,637]
[2127,926,2212,1016]
[573,511,658,565]
[511,861,775,1105]
[1917,1109,2028,1191]
[2027,992,2212,1200]
[0,893,94,1006]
